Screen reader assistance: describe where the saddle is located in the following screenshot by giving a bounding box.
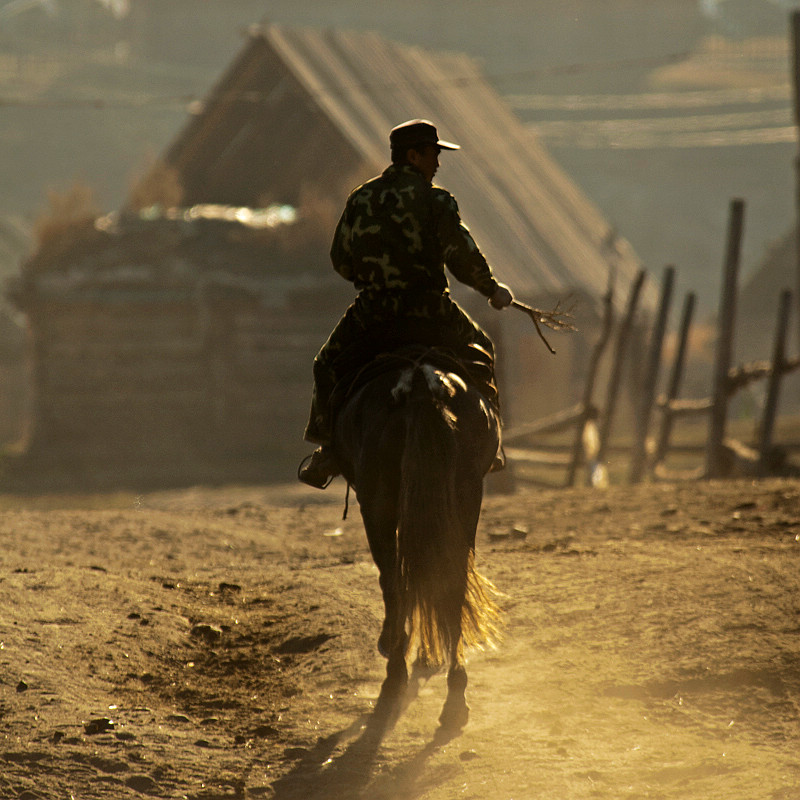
[328,319,498,422]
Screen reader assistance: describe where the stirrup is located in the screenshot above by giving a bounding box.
[297,450,337,489]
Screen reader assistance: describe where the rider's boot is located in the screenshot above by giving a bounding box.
[298,446,340,489]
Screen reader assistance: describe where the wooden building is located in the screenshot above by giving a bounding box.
[11,23,651,485]
[10,206,350,484]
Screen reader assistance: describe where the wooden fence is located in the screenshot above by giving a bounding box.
[505,198,800,488]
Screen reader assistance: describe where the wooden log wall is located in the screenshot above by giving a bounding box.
[206,296,332,457]
[23,281,341,475]
[28,295,208,461]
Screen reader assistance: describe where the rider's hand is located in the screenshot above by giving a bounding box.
[489,283,513,310]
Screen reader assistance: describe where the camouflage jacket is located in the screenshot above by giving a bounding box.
[330,164,500,302]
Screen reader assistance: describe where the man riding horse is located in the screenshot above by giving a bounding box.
[299,119,514,489]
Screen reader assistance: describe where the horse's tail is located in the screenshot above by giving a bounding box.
[396,378,501,667]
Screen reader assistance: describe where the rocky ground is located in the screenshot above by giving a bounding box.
[0,477,799,799]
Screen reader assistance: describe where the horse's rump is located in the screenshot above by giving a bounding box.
[328,321,499,430]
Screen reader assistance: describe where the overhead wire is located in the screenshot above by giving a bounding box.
[0,46,793,149]
[0,49,698,110]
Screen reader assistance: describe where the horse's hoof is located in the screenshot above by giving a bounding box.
[438,698,469,732]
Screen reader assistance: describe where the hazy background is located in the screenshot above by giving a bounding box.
[1,0,798,318]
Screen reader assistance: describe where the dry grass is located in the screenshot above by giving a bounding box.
[32,181,100,249]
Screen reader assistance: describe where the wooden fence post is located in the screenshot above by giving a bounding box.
[791,11,800,356]
[597,269,646,468]
[629,265,674,483]
[653,291,696,468]
[758,289,793,474]
[706,198,745,479]
[566,281,614,487]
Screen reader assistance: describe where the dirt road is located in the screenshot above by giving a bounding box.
[1,478,799,799]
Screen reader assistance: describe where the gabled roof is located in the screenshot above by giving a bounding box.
[162,23,647,311]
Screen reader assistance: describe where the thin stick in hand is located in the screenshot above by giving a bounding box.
[511,299,577,355]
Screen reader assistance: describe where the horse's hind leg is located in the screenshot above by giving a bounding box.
[360,500,408,699]
[438,479,484,732]
[435,574,470,732]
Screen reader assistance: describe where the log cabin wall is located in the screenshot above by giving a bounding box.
[204,282,346,461]
[11,211,349,485]
[26,291,207,465]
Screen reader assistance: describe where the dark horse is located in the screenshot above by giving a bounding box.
[333,345,502,731]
